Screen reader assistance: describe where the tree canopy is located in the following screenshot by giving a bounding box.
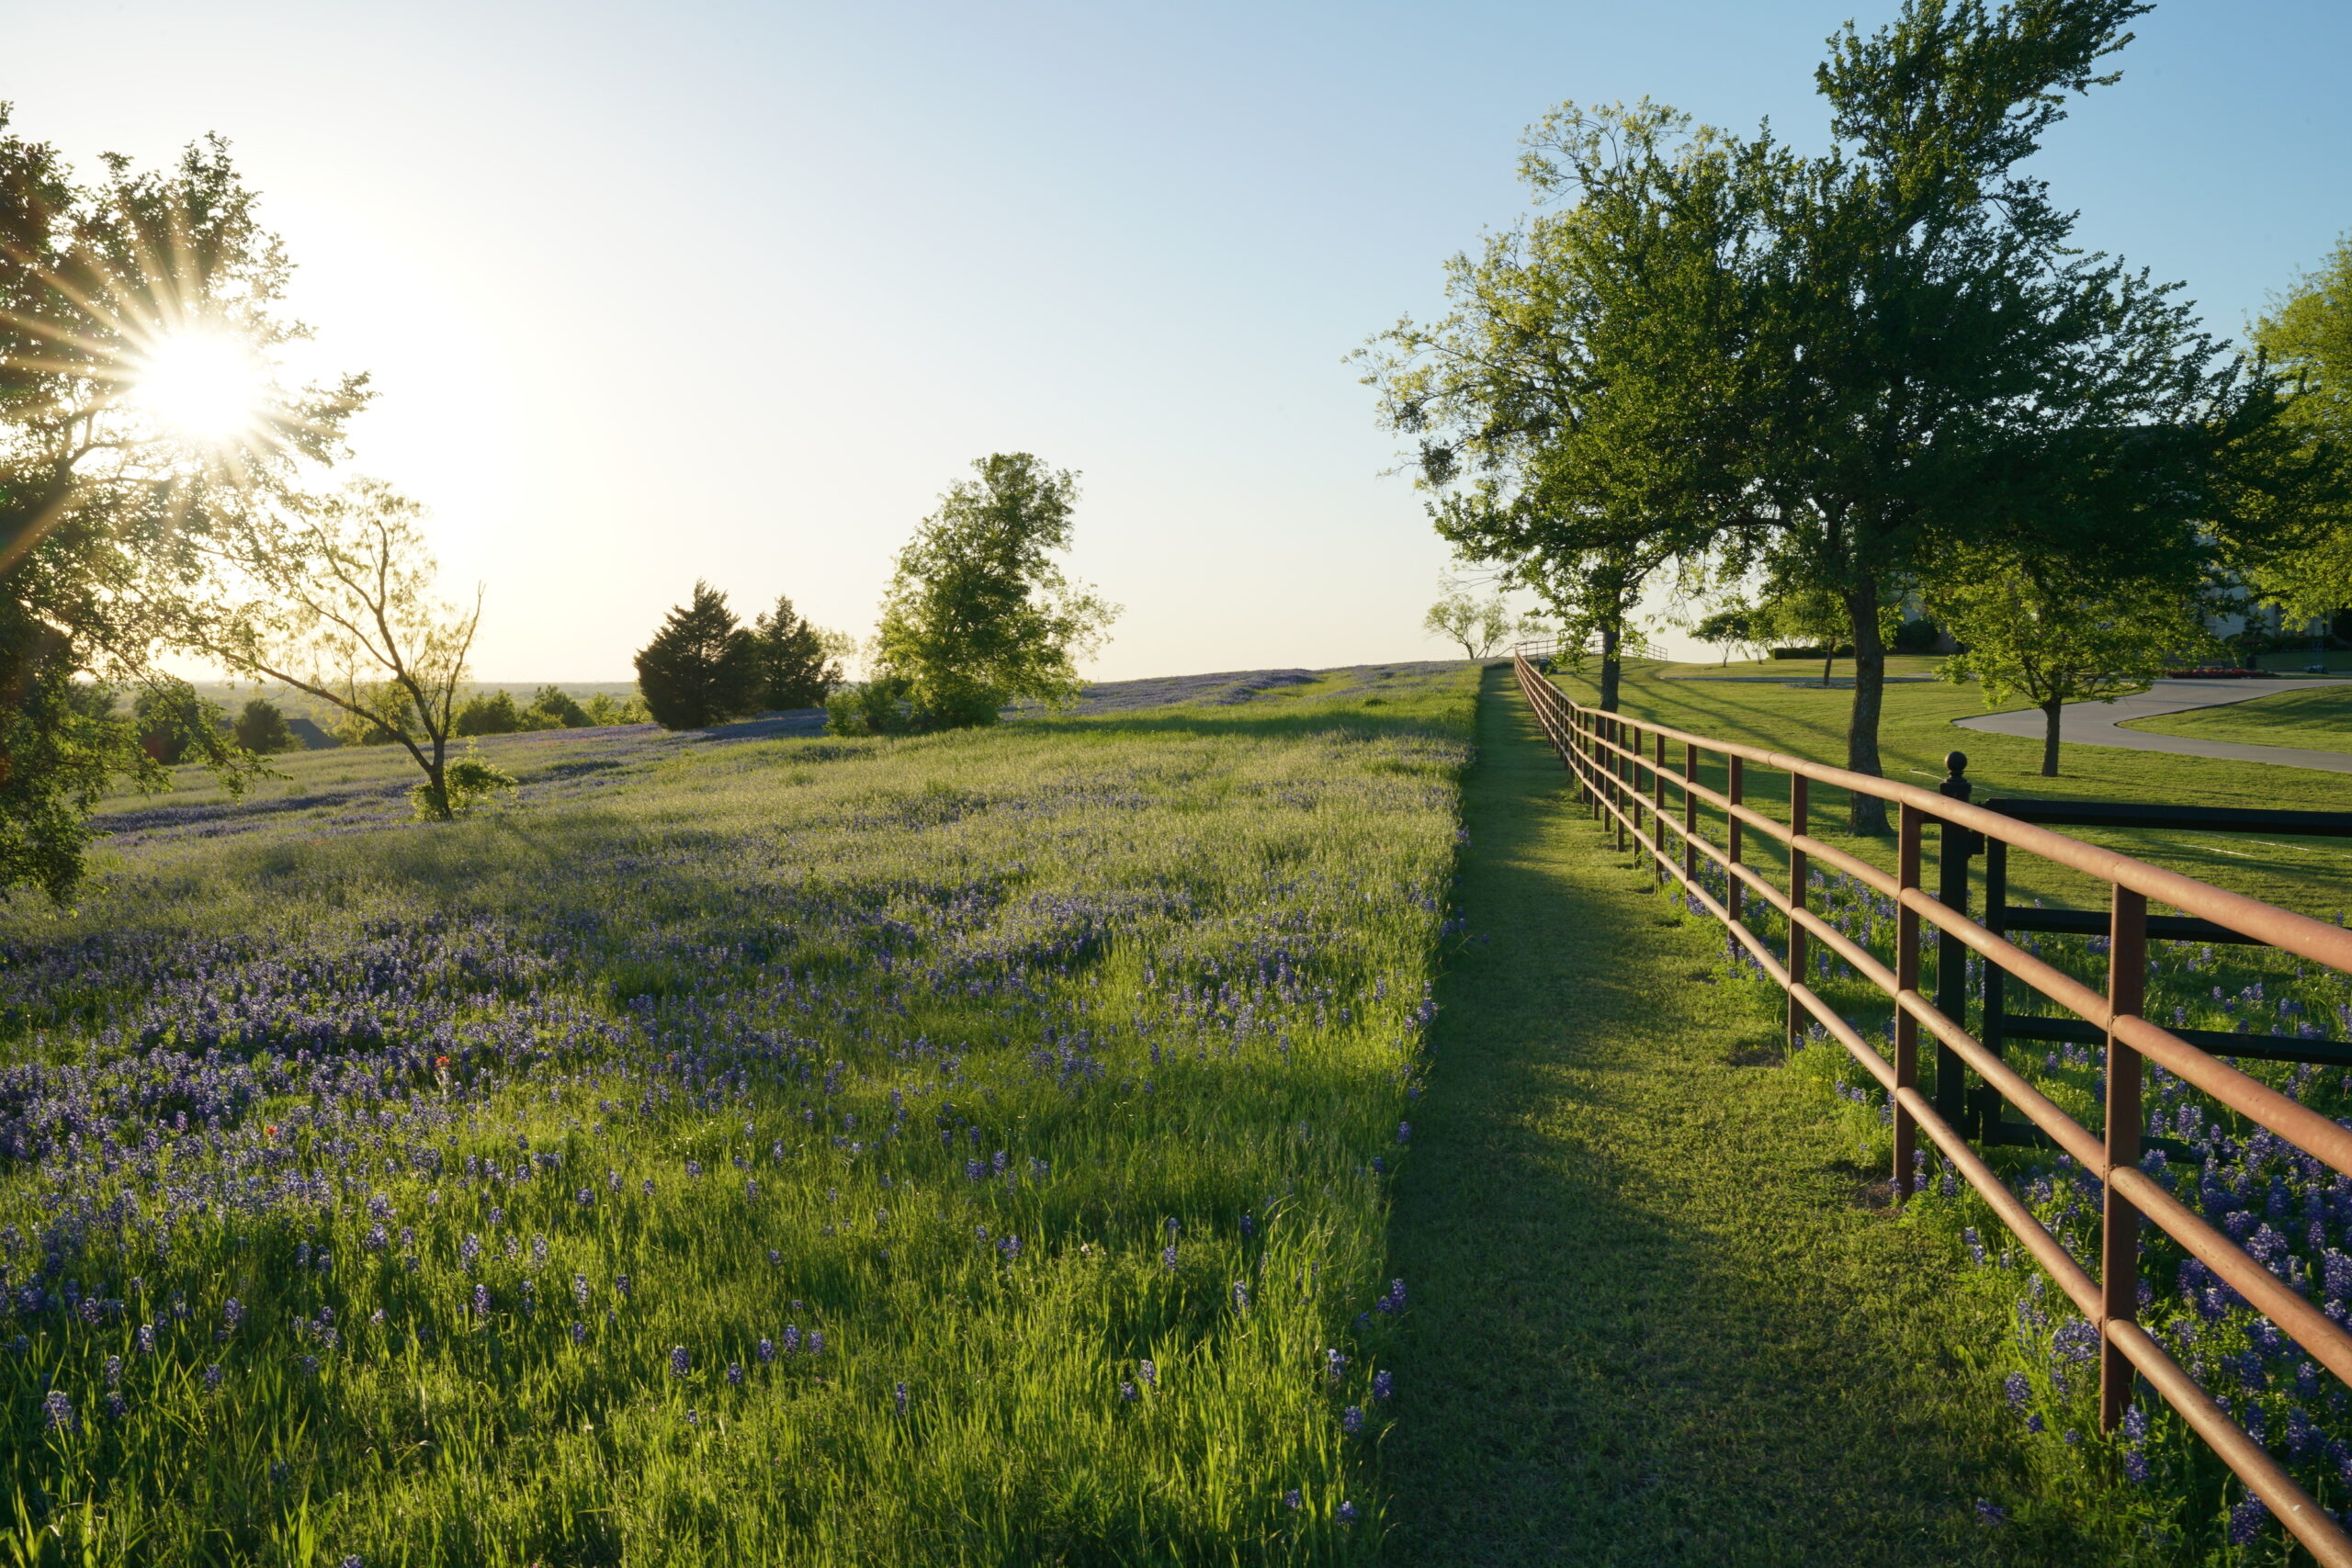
[0,112,362,893]
[834,455,1116,735]
[635,581,759,730]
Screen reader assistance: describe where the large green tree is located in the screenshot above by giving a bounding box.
[0,113,361,894]
[751,592,847,711]
[2247,232,2352,620]
[832,454,1116,735]
[634,581,759,730]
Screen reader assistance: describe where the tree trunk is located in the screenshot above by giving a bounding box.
[1598,623,1623,713]
[1844,578,1890,836]
[1822,649,1833,686]
[2041,698,2064,777]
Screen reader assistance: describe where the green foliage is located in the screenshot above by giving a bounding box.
[582,691,650,727]
[0,113,344,897]
[196,480,486,820]
[634,581,758,729]
[232,697,297,754]
[750,594,846,711]
[452,688,526,737]
[526,683,592,729]
[1421,580,1534,660]
[1928,546,2217,774]
[2250,232,2352,618]
[822,671,920,737]
[405,743,515,819]
[853,454,1118,733]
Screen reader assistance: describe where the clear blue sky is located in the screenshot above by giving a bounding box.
[10,1,2348,677]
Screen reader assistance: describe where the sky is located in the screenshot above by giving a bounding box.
[9,0,2350,680]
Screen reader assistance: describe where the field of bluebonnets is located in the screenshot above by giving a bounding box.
[1697,861,2352,1560]
[0,662,1473,1566]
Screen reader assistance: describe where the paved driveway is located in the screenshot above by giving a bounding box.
[1952,678,2352,774]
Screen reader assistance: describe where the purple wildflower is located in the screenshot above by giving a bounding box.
[1340,1405,1364,1435]
[894,1382,909,1415]
[670,1345,690,1378]
[1336,1502,1359,1526]
[1372,1370,1393,1401]
[727,1362,744,1388]
[41,1390,76,1434]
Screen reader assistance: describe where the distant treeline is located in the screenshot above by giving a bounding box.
[134,685,650,761]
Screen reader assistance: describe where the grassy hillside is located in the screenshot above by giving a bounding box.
[3,664,1473,1565]
[2124,682,2352,754]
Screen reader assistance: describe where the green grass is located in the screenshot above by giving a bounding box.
[2,670,1476,1565]
[1378,668,2098,1565]
[1577,655,2352,920]
[2123,683,2352,754]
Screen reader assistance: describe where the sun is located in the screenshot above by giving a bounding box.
[126,330,269,443]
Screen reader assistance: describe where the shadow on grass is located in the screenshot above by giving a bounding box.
[1377,667,2088,1567]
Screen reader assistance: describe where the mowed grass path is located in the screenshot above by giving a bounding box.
[1377,668,2096,1566]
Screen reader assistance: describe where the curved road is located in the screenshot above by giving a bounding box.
[1953,678,2352,774]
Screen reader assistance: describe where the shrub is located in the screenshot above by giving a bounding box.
[454,689,526,737]
[582,692,650,727]
[407,744,516,819]
[525,684,591,729]
[232,698,298,754]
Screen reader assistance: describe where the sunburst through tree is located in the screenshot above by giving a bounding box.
[0,111,366,897]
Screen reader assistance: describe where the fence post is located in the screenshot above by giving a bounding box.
[2103,886,2148,1433]
[1651,729,1668,885]
[1787,775,1809,1053]
[1977,836,2009,1139]
[1613,716,1628,852]
[1894,804,1922,1199]
[1935,751,1975,1132]
[1682,741,1700,890]
[1726,756,1745,929]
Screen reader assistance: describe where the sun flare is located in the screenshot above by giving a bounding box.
[127,331,268,443]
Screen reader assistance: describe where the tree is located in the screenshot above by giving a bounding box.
[582,691,649,727]
[1928,547,2217,774]
[751,594,846,710]
[834,455,1117,734]
[634,582,759,730]
[1362,102,1750,714]
[232,697,296,753]
[1422,581,1528,659]
[0,114,359,895]
[1690,605,1768,665]
[1685,0,2326,830]
[2247,232,2352,620]
[454,689,526,736]
[526,684,591,728]
[191,479,512,819]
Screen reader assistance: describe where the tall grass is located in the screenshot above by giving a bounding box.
[0,667,1476,1565]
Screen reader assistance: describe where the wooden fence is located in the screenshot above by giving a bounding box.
[1515,650,2352,1564]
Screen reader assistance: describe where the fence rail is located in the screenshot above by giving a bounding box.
[1513,649,2352,1565]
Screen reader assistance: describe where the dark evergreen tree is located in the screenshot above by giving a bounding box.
[232,697,297,754]
[751,593,842,711]
[633,581,758,729]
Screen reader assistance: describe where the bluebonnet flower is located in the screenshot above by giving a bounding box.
[894,1382,909,1415]
[616,1274,632,1297]
[1326,1348,1347,1384]
[1974,1499,2008,1526]
[340,1557,363,1568]
[1340,1405,1364,1435]
[686,1161,703,1179]
[488,1208,503,1229]
[137,1324,155,1356]
[807,1330,824,1355]
[532,1235,548,1265]
[105,1355,122,1388]
[42,1390,76,1434]
[757,1338,775,1363]
[783,1326,800,1353]
[1161,1244,1179,1271]
[670,1346,690,1377]
[573,1273,591,1308]
[472,1284,491,1319]
[1336,1502,1359,1526]
[459,1235,481,1271]
[727,1362,744,1388]
[643,1179,656,1198]
[1233,1282,1250,1311]
[2123,1447,2151,1483]
[1283,1489,1302,1511]
[768,1249,782,1267]
[685,1408,699,1427]
[1396,1122,1410,1145]
[576,1188,594,1207]
[203,1364,223,1392]
[1000,1235,1022,1259]
[571,1322,587,1345]
[2229,1495,2270,1545]
[222,1298,245,1331]
[1120,1382,1137,1402]
[1372,1370,1393,1401]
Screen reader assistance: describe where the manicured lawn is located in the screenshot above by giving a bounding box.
[2124,682,2352,754]
[1574,656,2352,920]
[1380,667,2089,1565]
